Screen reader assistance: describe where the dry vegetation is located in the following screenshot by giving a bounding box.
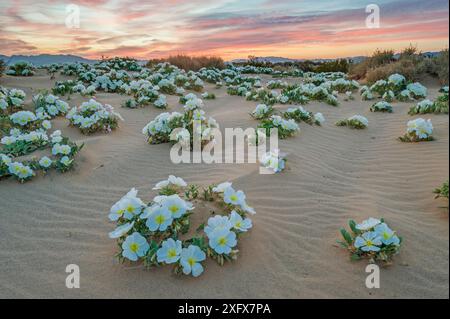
[0,60,5,77]
[146,55,225,71]
[349,46,449,85]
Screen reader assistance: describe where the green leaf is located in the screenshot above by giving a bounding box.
[350,253,361,261]
[336,240,348,248]
[340,228,353,245]
[348,220,358,233]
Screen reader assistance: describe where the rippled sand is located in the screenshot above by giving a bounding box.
[0,71,448,298]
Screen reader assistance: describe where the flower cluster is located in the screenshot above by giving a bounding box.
[108,177,254,277]
[72,83,97,96]
[1,127,49,157]
[338,218,402,263]
[259,149,286,173]
[360,74,427,102]
[408,97,448,115]
[267,80,288,89]
[142,112,184,144]
[1,130,83,183]
[399,118,434,142]
[8,110,45,131]
[336,115,368,129]
[370,101,393,113]
[258,115,299,139]
[201,92,216,100]
[6,61,35,76]
[32,93,69,118]
[66,99,123,134]
[52,80,78,97]
[283,106,324,125]
[143,95,219,149]
[251,104,273,120]
[0,87,26,114]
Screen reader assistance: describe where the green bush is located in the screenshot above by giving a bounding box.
[0,60,5,77]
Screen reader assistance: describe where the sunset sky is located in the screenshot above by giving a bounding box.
[0,0,448,60]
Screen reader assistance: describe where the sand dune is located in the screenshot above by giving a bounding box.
[0,71,448,298]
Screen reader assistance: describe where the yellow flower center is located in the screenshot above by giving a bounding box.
[130,242,139,253]
[169,205,179,214]
[126,205,134,213]
[230,195,238,202]
[218,237,227,246]
[168,249,177,258]
[235,221,242,228]
[188,257,196,266]
[117,209,124,216]
[155,214,166,225]
[366,240,373,246]
[383,232,390,240]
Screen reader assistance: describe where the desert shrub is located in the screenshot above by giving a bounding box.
[365,58,423,84]
[425,49,449,85]
[315,59,349,73]
[7,61,35,76]
[349,49,395,80]
[147,55,225,71]
[434,180,449,200]
[0,60,5,77]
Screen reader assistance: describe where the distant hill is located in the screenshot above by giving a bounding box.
[1,52,442,67]
[0,54,97,66]
[230,52,441,64]
[230,55,366,64]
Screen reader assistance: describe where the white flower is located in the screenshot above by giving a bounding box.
[229,210,252,232]
[407,118,433,139]
[388,73,406,86]
[108,188,145,221]
[260,150,286,173]
[144,206,173,231]
[184,97,203,110]
[60,156,72,166]
[314,112,325,125]
[180,245,206,277]
[374,223,400,246]
[39,156,53,168]
[208,228,237,254]
[251,104,271,119]
[356,217,381,231]
[406,82,427,98]
[348,115,369,127]
[160,194,193,219]
[204,215,232,236]
[212,182,232,193]
[354,231,382,252]
[121,232,150,261]
[108,221,135,239]
[1,135,16,145]
[10,111,37,126]
[156,238,182,264]
[153,175,187,190]
[1,154,12,165]
[223,186,246,206]
[42,120,52,130]
[7,162,34,179]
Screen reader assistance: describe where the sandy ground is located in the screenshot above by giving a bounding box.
[0,70,448,299]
